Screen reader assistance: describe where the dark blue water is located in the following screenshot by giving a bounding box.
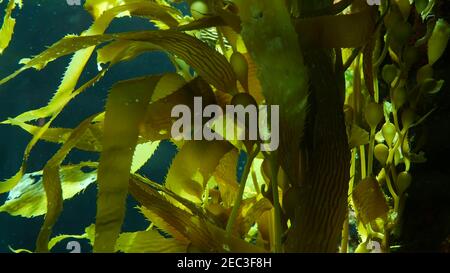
[0,1,185,252]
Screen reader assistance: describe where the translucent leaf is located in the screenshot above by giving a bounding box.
[139,206,190,242]
[48,234,88,252]
[243,158,267,199]
[9,247,32,253]
[140,77,215,141]
[235,197,272,237]
[352,177,389,225]
[211,149,239,208]
[94,76,161,252]
[348,125,370,149]
[0,163,97,218]
[96,40,156,66]
[115,230,188,253]
[47,224,95,251]
[131,141,160,173]
[428,19,450,65]
[0,1,147,194]
[36,115,100,252]
[1,0,182,124]
[0,0,22,54]
[0,30,237,94]
[165,141,234,204]
[7,118,103,152]
[130,179,266,253]
[85,0,181,27]
[244,53,264,104]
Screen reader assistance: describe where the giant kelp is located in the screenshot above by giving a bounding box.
[0,0,448,253]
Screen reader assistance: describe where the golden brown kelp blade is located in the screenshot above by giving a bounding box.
[6,119,104,152]
[36,114,99,253]
[352,177,389,225]
[94,76,160,253]
[140,76,215,141]
[165,140,234,204]
[0,0,22,54]
[0,30,237,93]
[115,230,189,253]
[212,149,240,208]
[0,163,97,218]
[129,179,267,253]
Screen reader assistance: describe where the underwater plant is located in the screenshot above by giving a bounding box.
[0,0,448,253]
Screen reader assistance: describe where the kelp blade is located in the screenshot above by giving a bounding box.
[0,0,22,54]
[94,76,160,252]
[0,163,97,218]
[36,115,99,252]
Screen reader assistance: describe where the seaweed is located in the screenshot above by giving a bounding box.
[0,0,448,253]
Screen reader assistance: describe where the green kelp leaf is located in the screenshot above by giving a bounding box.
[8,247,33,253]
[85,0,181,28]
[0,163,97,218]
[141,76,215,141]
[132,173,216,223]
[139,205,190,242]
[113,30,237,93]
[47,223,96,251]
[428,19,450,65]
[84,0,119,19]
[7,118,104,152]
[165,141,234,204]
[96,40,156,66]
[176,16,227,32]
[245,53,265,104]
[48,234,88,252]
[1,30,236,94]
[115,230,189,253]
[128,1,182,29]
[130,180,204,244]
[0,0,22,54]
[0,0,181,123]
[0,70,107,194]
[0,1,142,193]
[36,115,100,252]
[94,76,160,253]
[131,141,160,173]
[244,157,267,199]
[235,197,272,237]
[7,76,183,153]
[152,72,187,101]
[294,7,377,48]
[211,149,240,208]
[0,0,123,96]
[352,177,389,225]
[1,17,192,194]
[348,124,370,149]
[130,179,266,253]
